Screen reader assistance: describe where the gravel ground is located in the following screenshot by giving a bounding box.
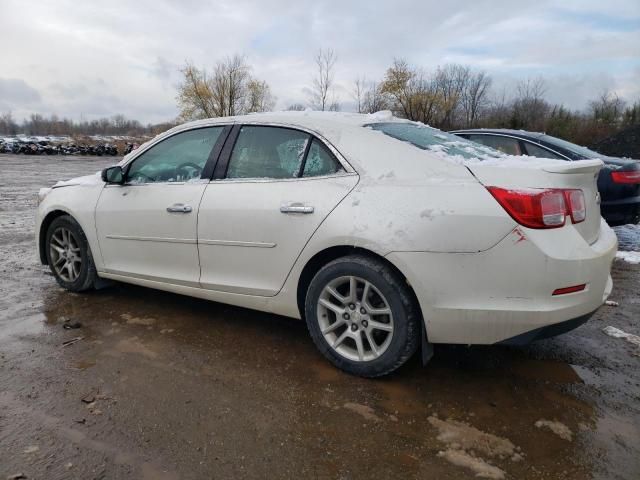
[0,155,638,480]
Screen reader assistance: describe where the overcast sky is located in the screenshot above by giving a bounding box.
[0,0,638,123]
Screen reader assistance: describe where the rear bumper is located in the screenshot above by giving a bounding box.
[387,219,617,344]
[497,309,597,345]
[601,196,640,226]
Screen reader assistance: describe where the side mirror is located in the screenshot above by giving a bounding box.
[101,166,124,184]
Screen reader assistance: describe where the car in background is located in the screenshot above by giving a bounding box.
[36,112,617,377]
[451,129,640,226]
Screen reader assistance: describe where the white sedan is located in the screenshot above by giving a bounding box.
[36,111,617,377]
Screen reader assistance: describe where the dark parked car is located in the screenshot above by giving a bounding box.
[451,129,640,226]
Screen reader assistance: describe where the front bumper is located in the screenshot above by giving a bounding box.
[387,220,617,344]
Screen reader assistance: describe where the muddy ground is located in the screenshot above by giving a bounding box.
[0,155,638,480]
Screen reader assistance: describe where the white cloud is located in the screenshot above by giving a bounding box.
[0,0,638,122]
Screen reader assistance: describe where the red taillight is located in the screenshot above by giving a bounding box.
[552,284,586,295]
[487,187,586,229]
[611,170,640,184]
[565,189,586,223]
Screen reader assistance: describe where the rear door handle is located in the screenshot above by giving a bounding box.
[280,203,314,214]
[166,203,192,213]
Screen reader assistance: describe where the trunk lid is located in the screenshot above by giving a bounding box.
[467,159,603,244]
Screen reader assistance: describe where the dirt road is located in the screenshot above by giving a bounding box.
[1,155,638,479]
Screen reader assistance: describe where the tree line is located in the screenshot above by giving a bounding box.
[0,112,175,137]
[2,50,638,148]
[175,50,639,147]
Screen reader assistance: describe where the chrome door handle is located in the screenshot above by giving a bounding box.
[280,203,314,214]
[166,203,192,213]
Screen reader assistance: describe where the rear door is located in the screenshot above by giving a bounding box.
[197,125,358,296]
[95,126,228,286]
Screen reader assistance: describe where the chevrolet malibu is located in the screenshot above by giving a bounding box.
[36,112,617,377]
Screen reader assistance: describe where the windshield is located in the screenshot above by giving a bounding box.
[539,134,604,159]
[367,122,503,160]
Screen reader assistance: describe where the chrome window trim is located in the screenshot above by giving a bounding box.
[120,124,232,169]
[121,121,356,175]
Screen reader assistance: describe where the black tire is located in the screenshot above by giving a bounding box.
[304,255,420,378]
[45,215,97,292]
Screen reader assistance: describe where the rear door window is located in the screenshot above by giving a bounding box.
[302,139,343,177]
[467,134,522,156]
[522,142,565,160]
[226,126,310,179]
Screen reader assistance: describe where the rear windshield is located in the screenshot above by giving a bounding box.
[539,134,603,160]
[367,122,503,160]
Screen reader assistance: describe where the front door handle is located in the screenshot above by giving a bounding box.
[166,203,192,213]
[280,203,314,214]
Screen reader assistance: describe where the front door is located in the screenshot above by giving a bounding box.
[95,126,227,286]
[198,125,358,296]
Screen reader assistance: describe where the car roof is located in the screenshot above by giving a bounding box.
[177,110,408,136]
[122,111,476,182]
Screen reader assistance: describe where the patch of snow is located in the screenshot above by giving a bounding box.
[428,416,518,458]
[605,300,619,307]
[342,403,380,422]
[615,250,640,264]
[437,449,505,479]
[534,420,573,441]
[369,110,393,121]
[420,208,434,219]
[602,326,640,347]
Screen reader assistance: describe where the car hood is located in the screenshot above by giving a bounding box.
[51,171,104,189]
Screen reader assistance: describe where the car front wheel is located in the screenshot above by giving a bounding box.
[305,255,420,377]
[45,215,97,292]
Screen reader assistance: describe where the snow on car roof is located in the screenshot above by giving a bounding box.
[176,110,405,133]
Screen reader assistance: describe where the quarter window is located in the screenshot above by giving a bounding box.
[226,126,310,179]
[126,127,224,184]
[523,142,564,160]
[302,139,343,177]
[468,135,522,156]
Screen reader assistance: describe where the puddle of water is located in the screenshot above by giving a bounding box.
[67,360,97,370]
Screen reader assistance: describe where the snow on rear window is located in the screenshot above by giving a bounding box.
[367,122,503,161]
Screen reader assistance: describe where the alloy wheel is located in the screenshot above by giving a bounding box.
[317,275,394,362]
[49,227,82,282]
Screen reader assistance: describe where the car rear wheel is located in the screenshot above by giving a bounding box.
[305,255,420,377]
[46,215,97,292]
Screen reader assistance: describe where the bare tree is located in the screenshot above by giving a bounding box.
[308,48,338,111]
[511,77,550,130]
[210,54,251,117]
[0,111,18,135]
[352,77,366,113]
[590,90,625,125]
[460,71,492,127]
[433,64,469,129]
[286,103,306,111]
[362,81,388,114]
[177,62,216,120]
[380,58,441,124]
[177,55,274,120]
[246,79,276,113]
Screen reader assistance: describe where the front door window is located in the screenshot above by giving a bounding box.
[127,127,224,183]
